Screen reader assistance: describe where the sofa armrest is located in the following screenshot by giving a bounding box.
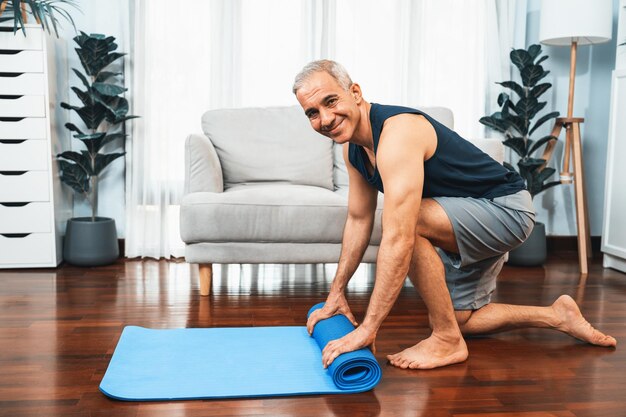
[184,133,224,194]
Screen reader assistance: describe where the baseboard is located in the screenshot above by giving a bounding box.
[547,236,601,256]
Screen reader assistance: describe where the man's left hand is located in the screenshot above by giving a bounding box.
[321,325,377,368]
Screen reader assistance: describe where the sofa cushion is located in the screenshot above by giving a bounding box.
[202,106,334,190]
[180,184,351,244]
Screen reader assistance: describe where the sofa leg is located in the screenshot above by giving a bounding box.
[199,263,212,296]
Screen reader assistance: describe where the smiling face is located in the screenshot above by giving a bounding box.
[295,71,363,144]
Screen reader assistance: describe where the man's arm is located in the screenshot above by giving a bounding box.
[321,114,434,367]
[359,124,425,332]
[306,143,378,333]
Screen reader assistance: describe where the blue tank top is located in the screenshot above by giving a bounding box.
[348,103,525,199]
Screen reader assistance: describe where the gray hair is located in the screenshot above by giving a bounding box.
[292,59,353,95]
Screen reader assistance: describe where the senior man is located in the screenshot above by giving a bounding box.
[293,60,616,370]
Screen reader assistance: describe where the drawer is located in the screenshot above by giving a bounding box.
[0,27,43,50]
[0,202,51,233]
[0,95,46,117]
[0,232,53,265]
[0,50,44,73]
[0,73,45,95]
[0,139,49,170]
[0,171,49,202]
[0,118,47,139]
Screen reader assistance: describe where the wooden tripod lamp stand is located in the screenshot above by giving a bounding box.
[538,0,612,275]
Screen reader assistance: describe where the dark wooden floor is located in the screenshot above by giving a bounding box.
[0,255,624,417]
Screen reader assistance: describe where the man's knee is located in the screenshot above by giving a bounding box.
[416,200,444,237]
[417,199,458,253]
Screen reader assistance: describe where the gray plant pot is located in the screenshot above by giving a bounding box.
[507,221,547,266]
[63,217,119,266]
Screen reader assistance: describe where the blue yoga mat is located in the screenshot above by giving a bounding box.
[100,303,382,400]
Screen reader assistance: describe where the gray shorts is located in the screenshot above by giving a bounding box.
[432,189,535,310]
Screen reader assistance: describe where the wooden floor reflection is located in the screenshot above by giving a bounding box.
[0,255,624,416]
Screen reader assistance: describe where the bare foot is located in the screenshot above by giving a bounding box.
[387,332,468,370]
[552,295,617,347]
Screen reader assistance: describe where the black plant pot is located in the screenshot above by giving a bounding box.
[63,217,119,266]
[507,222,547,266]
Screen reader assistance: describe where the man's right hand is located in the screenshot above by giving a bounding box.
[307,290,359,335]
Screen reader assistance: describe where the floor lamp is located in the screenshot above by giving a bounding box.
[538,0,612,275]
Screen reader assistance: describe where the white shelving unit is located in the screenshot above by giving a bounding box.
[601,2,626,274]
[0,24,72,268]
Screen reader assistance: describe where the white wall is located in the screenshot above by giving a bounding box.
[524,0,619,236]
[56,0,130,237]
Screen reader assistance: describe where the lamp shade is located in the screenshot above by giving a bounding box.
[539,0,612,46]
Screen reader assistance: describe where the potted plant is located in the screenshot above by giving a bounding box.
[0,0,78,36]
[480,44,561,266]
[57,31,137,266]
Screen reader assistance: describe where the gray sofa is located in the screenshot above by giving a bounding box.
[180,105,503,295]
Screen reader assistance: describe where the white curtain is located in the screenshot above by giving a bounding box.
[126,0,523,259]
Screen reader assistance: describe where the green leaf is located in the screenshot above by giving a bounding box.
[74,32,125,76]
[521,167,533,185]
[98,96,133,124]
[503,161,516,172]
[528,135,557,155]
[529,111,560,135]
[536,55,549,66]
[61,102,108,129]
[540,180,562,193]
[96,52,125,72]
[521,65,549,87]
[479,115,507,133]
[92,82,126,96]
[96,71,122,82]
[535,166,556,185]
[501,99,512,118]
[107,115,139,125]
[507,115,528,136]
[510,49,532,71]
[518,157,546,173]
[530,101,547,119]
[73,132,107,155]
[73,31,91,47]
[94,152,125,175]
[70,87,94,107]
[72,68,90,89]
[57,150,93,175]
[64,122,84,134]
[72,132,125,154]
[528,44,542,61]
[480,111,528,136]
[513,97,539,119]
[57,160,90,194]
[530,83,551,99]
[497,92,510,107]
[503,137,526,157]
[497,81,525,99]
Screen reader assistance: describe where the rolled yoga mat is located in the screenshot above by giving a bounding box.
[100,303,382,400]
